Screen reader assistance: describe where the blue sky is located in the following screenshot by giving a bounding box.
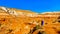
[0,0,60,13]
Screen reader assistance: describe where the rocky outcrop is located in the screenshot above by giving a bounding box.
[0,6,60,34]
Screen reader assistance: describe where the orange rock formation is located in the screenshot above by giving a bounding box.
[0,7,60,34]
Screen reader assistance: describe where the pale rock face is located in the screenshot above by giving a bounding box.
[41,12,60,15]
[8,10,18,16]
[0,7,18,16]
[0,7,7,12]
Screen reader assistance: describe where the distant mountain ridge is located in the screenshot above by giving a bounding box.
[0,6,60,16]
